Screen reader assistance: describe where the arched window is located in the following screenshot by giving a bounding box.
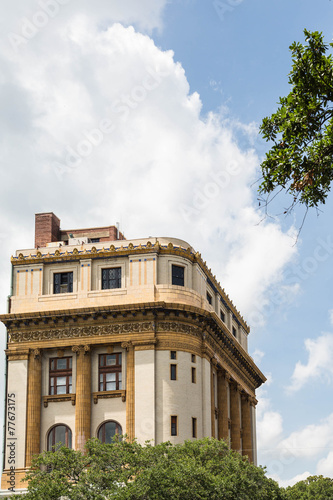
[97,421,122,444]
[47,424,72,451]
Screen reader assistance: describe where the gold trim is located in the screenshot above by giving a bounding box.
[93,390,126,404]
[6,348,29,360]
[43,394,76,407]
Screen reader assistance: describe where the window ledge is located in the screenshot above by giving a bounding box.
[93,390,126,404]
[38,293,78,302]
[88,289,127,298]
[43,394,76,408]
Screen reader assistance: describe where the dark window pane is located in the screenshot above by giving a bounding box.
[102,268,121,289]
[172,265,184,286]
[48,425,72,451]
[192,418,197,438]
[54,272,73,294]
[170,364,177,380]
[98,421,122,444]
[220,310,225,322]
[170,351,176,360]
[171,416,177,436]
[232,327,237,337]
[207,292,212,305]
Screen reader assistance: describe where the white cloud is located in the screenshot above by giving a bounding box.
[275,471,312,488]
[251,348,265,366]
[287,334,333,393]
[317,451,333,477]
[278,413,333,459]
[1,0,166,49]
[0,15,297,321]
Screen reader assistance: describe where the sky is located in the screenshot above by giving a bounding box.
[0,0,333,488]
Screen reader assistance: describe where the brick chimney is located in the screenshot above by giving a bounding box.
[35,213,61,248]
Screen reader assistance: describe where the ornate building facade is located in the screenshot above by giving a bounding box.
[1,212,265,491]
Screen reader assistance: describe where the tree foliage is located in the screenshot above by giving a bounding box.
[285,475,333,499]
[259,29,333,210]
[11,438,284,500]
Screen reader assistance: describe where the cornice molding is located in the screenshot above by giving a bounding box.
[9,321,155,344]
[4,302,265,388]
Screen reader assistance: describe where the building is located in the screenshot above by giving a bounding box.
[1,212,265,492]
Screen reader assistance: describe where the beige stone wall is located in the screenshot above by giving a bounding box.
[41,402,75,452]
[155,350,207,444]
[5,360,28,469]
[135,350,155,443]
[91,398,126,440]
[10,250,249,352]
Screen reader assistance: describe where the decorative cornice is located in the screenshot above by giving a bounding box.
[4,302,265,388]
[9,321,155,344]
[157,321,201,338]
[11,241,249,332]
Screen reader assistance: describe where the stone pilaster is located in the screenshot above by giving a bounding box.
[72,345,91,452]
[241,393,253,462]
[25,349,42,467]
[217,369,229,441]
[122,342,135,440]
[230,381,241,452]
[210,362,216,438]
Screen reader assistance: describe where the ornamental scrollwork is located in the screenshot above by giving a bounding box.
[157,322,202,337]
[9,321,155,343]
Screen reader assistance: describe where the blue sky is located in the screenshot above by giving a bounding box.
[1,0,333,487]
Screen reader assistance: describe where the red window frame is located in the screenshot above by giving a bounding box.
[49,357,72,395]
[99,353,122,391]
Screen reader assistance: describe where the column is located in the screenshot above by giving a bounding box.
[251,397,258,465]
[241,393,253,462]
[25,349,42,467]
[73,345,91,452]
[122,342,135,441]
[217,370,229,441]
[210,363,216,438]
[229,381,241,452]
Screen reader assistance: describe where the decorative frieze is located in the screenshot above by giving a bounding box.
[9,321,155,343]
[157,321,202,337]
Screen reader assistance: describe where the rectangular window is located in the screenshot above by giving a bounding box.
[192,417,197,438]
[170,351,177,360]
[232,326,237,337]
[220,310,225,322]
[99,353,122,391]
[53,272,73,294]
[49,357,72,395]
[206,292,212,305]
[171,416,178,436]
[172,265,184,286]
[90,238,100,243]
[191,354,196,363]
[102,268,121,290]
[170,364,177,380]
[191,367,196,383]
